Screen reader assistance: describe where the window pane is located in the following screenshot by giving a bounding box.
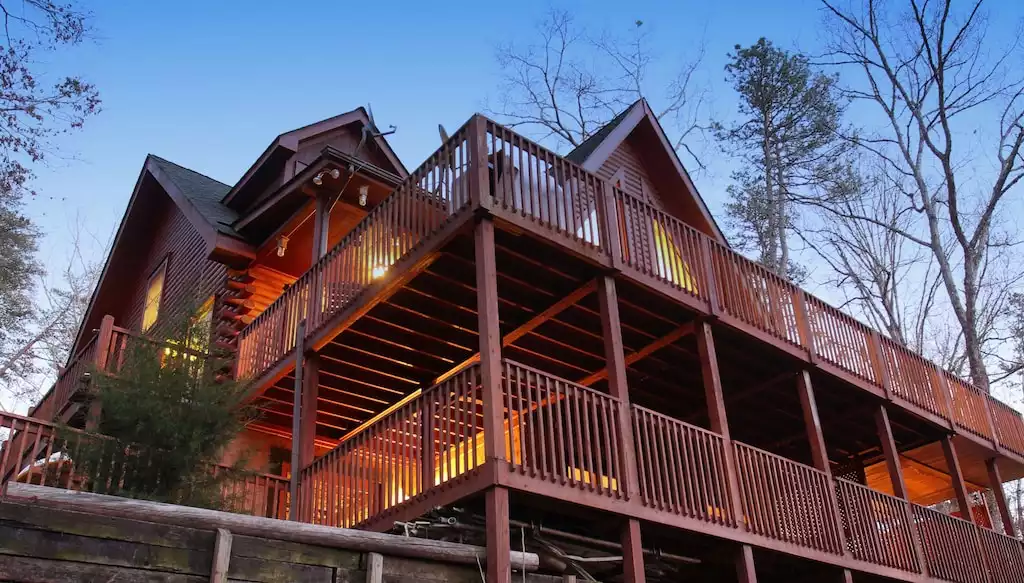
[142,262,166,331]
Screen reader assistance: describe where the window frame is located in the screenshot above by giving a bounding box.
[142,255,170,332]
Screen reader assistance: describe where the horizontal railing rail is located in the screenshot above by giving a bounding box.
[299,365,483,528]
[912,504,988,583]
[732,440,844,555]
[834,477,920,573]
[977,525,1024,583]
[990,398,1024,457]
[501,359,624,499]
[631,405,735,527]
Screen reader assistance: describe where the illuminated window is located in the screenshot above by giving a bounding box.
[190,296,214,353]
[142,258,168,331]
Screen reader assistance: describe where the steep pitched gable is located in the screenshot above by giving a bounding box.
[566,99,727,244]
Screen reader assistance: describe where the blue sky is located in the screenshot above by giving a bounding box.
[24,0,830,267]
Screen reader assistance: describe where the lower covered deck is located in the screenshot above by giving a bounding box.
[237,214,1024,582]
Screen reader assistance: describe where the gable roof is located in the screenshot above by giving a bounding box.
[148,156,239,238]
[222,107,408,210]
[565,99,727,244]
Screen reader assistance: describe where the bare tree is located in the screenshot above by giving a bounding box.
[491,10,709,168]
[800,162,945,353]
[0,221,101,410]
[820,0,1024,391]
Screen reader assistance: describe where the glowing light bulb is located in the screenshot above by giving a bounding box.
[372,265,387,279]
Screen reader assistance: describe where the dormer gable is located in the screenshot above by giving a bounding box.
[566,99,727,244]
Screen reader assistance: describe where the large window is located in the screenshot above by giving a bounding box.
[142,258,168,332]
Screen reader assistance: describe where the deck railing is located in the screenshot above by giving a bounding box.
[236,116,1024,465]
[912,504,988,583]
[733,441,845,555]
[631,405,735,527]
[977,526,1024,583]
[299,365,483,528]
[236,123,476,379]
[501,359,624,499]
[834,477,920,572]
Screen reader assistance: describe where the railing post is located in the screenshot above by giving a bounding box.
[931,364,957,430]
[698,237,719,317]
[299,352,320,470]
[792,291,815,361]
[420,395,435,495]
[599,183,623,271]
[868,331,893,398]
[86,315,116,430]
[696,320,744,525]
[796,370,849,556]
[467,115,492,213]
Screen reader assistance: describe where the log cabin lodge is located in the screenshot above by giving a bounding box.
[5,100,1024,583]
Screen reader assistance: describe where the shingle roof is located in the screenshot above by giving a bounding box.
[148,155,241,238]
[564,100,640,165]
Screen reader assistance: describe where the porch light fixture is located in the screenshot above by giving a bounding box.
[313,168,340,186]
[276,235,289,257]
[358,185,369,207]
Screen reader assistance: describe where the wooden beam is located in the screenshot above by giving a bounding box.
[578,321,695,387]
[486,486,511,583]
[210,528,232,583]
[987,458,1015,536]
[621,518,646,583]
[874,405,908,500]
[735,545,757,583]
[289,320,306,521]
[942,437,974,524]
[433,279,596,385]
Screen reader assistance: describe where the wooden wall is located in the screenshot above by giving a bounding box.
[594,136,665,210]
[117,191,226,335]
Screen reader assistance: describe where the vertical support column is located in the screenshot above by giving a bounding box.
[621,519,646,583]
[876,404,929,576]
[735,545,757,583]
[597,276,640,497]
[875,405,908,499]
[696,320,744,524]
[311,191,331,262]
[299,353,320,470]
[288,320,306,521]
[476,218,510,583]
[796,370,848,555]
[86,315,116,430]
[598,182,623,270]
[942,436,975,524]
[986,458,1015,536]
[485,485,511,583]
[598,276,645,583]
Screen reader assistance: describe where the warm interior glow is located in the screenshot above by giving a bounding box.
[651,219,697,292]
[142,259,167,331]
[371,265,387,279]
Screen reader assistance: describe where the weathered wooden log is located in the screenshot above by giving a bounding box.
[5,483,541,572]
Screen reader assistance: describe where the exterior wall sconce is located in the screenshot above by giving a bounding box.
[313,168,340,186]
[358,185,369,207]
[276,235,289,257]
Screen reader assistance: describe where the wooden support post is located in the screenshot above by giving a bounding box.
[597,276,640,499]
[365,552,384,583]
[696,321,744,524]
[86,315,116,430]
[796,370,848,555]
[621,518,646,583]
[288,320,306,521]
[486,486,511,583]
[942,437,974,524]
[735,545,757,583]
[210,528,232,583]
[468,115,492,211]
[876,404,929,576]
[475,219,504,462]
[311,191,331,262]
[299,353,320,470]
[599,182,623,270]
[874,405,907,500]
[986,458,1015,536]
[840,568,853,583]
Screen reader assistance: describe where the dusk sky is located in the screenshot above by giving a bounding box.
[21,0,1024,295]
[25,0,833,268]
